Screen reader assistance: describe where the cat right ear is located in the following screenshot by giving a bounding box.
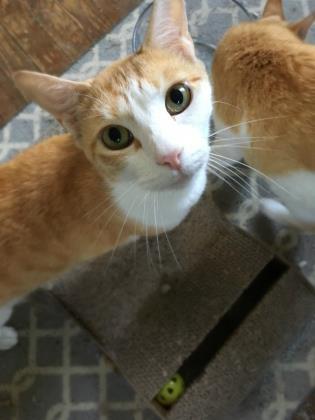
[289,12,315,40]
[143,0,195,61]
[262,0,284,20]
[14,71,90,132]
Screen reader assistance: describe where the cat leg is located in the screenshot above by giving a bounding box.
[260,198,300,228]
[0,303,18,351]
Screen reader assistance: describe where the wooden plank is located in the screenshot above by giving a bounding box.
[0,0,142,128]
[1,0,70,74]
[58,0,117,39]
[27,0,94,57]
[0,25,39,124]
[0,73,25,124]
[0,26,38,76]
[59,0,141,40]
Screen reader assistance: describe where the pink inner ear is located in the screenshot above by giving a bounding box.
[262,0,285,19]
[289,12,315,40]
[144,0,195,60]
[14,71,90,132]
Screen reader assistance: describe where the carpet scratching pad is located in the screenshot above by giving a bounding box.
[54,189,315,420]
[0,0,141,127]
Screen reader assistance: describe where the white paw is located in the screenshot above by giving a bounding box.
[0,327,18,351]
[260,198,289,219]
[260,198,300,228]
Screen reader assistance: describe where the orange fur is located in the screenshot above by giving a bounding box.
[0,134,141,303]
[212,0,315,175]
[0,0,210,307]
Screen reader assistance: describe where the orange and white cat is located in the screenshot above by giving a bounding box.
[0,0,212,349]
[212,0,315,232]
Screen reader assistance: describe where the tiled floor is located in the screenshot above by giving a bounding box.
[0,1,315,419]
[0,292,159,420]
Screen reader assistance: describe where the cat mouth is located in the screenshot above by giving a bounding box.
[155,172,192,191]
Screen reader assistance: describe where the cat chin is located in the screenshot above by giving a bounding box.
[111,165,207,232]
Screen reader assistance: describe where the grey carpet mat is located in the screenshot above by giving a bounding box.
[0,1,314,419]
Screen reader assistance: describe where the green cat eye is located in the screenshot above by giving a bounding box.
[101,125,134,150]
[166,83,192,115]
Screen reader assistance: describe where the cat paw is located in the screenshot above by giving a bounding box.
[260,198,299,228]
[0,327,18,351]
[260,198,290,219]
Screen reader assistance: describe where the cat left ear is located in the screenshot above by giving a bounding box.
[143,0,195,61]
[289,12,315,40]
[262,0,284,20]
[14,70,90,132]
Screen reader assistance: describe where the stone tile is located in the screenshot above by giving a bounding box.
[209,0,237,7]
[283,370,311,402]
[33,292,70,329]
[0,405,15,420]
[199,12,233,45]
[70,374,100,403]
[39,114,63,139]
[284,409,296,420]
[9,301,31,330]
[69,410,100,420]
[18,375,63,420]
[108,411,135,420]
[0,337,28,382]
[10,119,33,144]
[143,408,161,420]
[99,38,124,62]
[36,336,63,367]
[0,147,20,162]
[68,49,97,75]
[70,331,100,366]
[107,371,136,402]
[283,0,304,20]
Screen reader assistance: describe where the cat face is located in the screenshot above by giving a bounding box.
[14,0,212,230]
[79,50,211,192]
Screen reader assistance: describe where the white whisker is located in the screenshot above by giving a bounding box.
[210,156,271,197]
[213,135,281,143]
[163,226,182,271]
[154,193,162,268]
[212,145,292,156]
[212,100,242,112]
[105,194,139,273]
[210,152,297,199]
[210,156,260,201]
[210,116,285,138]
[208,162,248,199]
[144,192,153,269]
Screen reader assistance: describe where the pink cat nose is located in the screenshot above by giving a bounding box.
[157,150,182,171]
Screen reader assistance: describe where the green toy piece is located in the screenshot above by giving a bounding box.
[156,374,185,407]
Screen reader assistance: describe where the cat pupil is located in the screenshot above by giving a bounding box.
[109,127,121,143]
[171,89,184,105]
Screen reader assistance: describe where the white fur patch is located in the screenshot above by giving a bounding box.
[213,114,315,230]
[112,168,207,231]
[272,171,315,228]
[111,76,213,230]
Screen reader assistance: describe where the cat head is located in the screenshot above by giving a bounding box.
[211,0,315,177]
[211,0,315,128]
[261,0,315,40]
[14,0,212,230]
